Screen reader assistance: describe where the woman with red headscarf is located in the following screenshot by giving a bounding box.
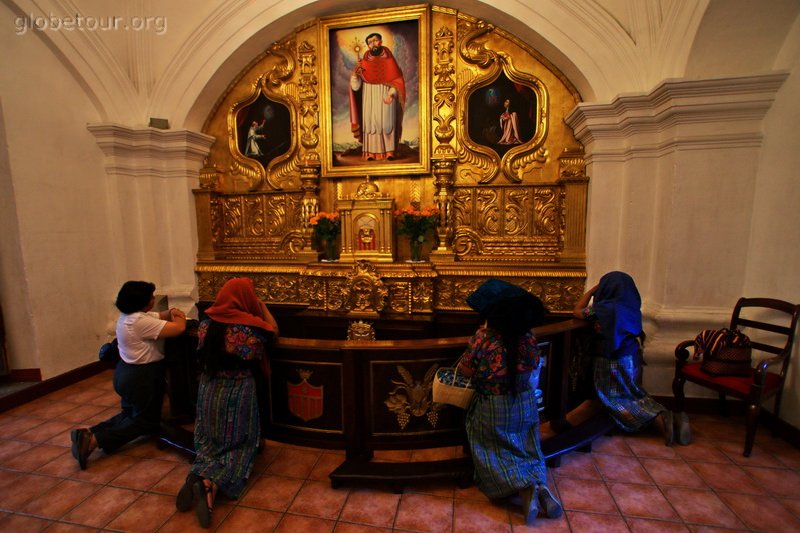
[175,278,278,528]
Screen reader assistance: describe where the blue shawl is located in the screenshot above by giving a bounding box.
[592,271,643,358]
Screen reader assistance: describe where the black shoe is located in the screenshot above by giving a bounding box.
[70,429,92,470]
[192,479,213,529]
[659,411,674,446]
[176,472,199,512]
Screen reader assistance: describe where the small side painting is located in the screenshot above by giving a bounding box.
[236,94,292,168]
[468,74,538,158]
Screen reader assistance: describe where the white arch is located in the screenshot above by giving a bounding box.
[7,0,146,121]
[11,0,781,129]
[152,0,712,129]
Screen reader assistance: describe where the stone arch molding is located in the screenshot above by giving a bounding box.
[7,0,711,128]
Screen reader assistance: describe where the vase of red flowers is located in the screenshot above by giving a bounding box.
[395,205,440,262]
[310,211,340,261]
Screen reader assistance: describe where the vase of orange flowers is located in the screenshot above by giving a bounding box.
[310,211,340,261]
[395,205,440,262]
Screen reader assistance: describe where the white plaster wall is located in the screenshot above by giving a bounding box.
[742,17,800,428]
[0,4,119,378]
[566,73,793,417]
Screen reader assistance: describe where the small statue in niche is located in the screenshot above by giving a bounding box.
[357,221,377,250]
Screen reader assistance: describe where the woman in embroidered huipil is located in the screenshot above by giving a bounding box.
[175,277,278,528]
[458,281,562,526]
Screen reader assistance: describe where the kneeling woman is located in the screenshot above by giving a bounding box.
[176,277,278,528]
[458,283,562,525]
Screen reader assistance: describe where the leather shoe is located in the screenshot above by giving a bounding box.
[176,472,199,512]
[193,478,213,529]
[658,411,674,446]
[70,429,92,470]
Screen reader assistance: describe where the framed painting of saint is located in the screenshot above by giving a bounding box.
[319,5,430,178]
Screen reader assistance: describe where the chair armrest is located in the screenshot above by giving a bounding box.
[674,340,694,363]
[754,351,787,374]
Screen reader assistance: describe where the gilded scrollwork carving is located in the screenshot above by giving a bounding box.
[222,197,244,238]
[451,227,484,257]
[411,280,434,312]
[199,164,221,190]
[433,25,456,156]
[559,152,586,180]
[280,231,306,255]
[387,283,411,314]
[534,188,560,235]
[458,18,498,69]
[226,38,301,192]
[344,261,387,315]
[209,195,223,242]
[329,278,351,312]
[449,185,562,258]
[433,275,584,313]
[347,320,376,340]
[261,275,300,302]
[455,14,550,185]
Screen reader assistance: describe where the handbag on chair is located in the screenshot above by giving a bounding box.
[693,328,752,376]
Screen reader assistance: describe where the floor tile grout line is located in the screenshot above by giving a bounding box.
[2,379,800,532]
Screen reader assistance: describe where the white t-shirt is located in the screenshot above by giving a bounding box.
[116,311,167,364]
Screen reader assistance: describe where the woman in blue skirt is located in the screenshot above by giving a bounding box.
[573,271,673,443]
[459,281,562,525]
[175,277,278,528]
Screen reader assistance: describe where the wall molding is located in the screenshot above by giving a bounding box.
[87,123,215,179]
[565,72,789,160]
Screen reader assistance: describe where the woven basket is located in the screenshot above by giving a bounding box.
[433,367,475,409]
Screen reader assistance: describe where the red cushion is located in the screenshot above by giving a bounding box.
[680,362,782,397]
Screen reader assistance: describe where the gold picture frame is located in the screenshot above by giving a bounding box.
[319,5,430,178]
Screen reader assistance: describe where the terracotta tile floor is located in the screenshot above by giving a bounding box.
[1,370,800,532]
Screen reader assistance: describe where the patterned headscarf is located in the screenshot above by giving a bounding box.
[592,271,643,357]
[203,277,276,332]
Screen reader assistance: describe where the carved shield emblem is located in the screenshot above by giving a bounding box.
[288,370,323,422]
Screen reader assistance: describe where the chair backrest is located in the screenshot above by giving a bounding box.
[729,297,800,376]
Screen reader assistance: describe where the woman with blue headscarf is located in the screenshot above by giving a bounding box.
[573,271,673,444]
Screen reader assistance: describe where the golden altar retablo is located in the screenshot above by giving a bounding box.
[193,4,589,315]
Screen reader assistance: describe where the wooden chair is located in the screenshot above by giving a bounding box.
[673,297,800,457]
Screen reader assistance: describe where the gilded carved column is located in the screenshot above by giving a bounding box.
[430,18,457,262]
[557,150,588,265]
[297,160,322,262]
[195,163,222,262]
[430,158,456,261]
